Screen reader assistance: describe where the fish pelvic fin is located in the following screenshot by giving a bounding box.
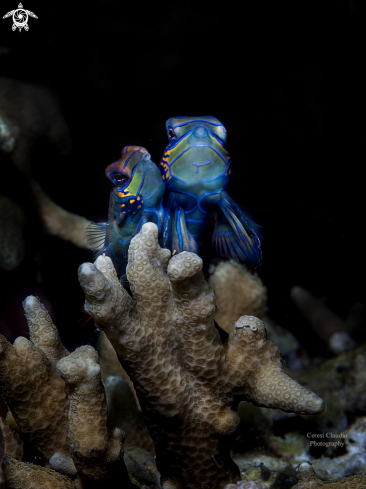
[213,191,262,268]
[166,193,199,255]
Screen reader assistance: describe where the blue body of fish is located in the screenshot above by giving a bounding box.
[159,116,262,267]
[87,146,165,277]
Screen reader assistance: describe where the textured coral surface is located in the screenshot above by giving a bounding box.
[292,462,366,488]
[0,295,128,487]
[209,261,267,333]
[5,457,76,489]
[78,222,324,489]
[0,327,70,461]
[56,346,125,481]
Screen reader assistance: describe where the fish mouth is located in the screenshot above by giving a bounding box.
[193,126,208,138]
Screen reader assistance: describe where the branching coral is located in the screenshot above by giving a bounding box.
[209,261,267,334]
[290,286,364,354]
[78,222,324,489]
[0,78,92,270]
[292,462,366,488]
[0,77,72,175]
[0,296,130,488]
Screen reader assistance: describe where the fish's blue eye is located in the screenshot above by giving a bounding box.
[168,127,176,140]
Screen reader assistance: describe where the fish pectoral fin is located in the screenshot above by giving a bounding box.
[86,222,108,253]
[167,194,199,255]
[213,191,262,268]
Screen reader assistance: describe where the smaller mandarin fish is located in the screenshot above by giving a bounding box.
[160,116,262,268]
[87,146,165,278]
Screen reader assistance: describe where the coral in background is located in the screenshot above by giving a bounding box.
[209,261,267,334]
[0,194,25,271]
[209,260,310,371]
[0,78,91,274]
[0,296,131,488]
[0,113,15,153]
[290,286,365,354]
[225,482,268,488]
[310,416,366,481]
[0,77,72,175]
[78,222,324,489]
[292,462,366,488]
[30,180,91,250]
[293,344,366,433]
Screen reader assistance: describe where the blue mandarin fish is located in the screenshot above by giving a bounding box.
[87,145,165,277]
[160,116,262,267]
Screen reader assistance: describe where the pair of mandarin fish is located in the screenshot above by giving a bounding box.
[87,116,262,279]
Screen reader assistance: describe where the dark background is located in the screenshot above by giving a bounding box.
[1,0,365,353]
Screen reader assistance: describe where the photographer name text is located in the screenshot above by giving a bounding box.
[307,432,347,447]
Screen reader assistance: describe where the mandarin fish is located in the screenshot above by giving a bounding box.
[87,146,165,278]
[159,116,262,268]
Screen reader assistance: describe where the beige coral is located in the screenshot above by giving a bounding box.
[0,328,70,461]
[56,346,125,481]
[290,286,363,354]
[5,457,76,489]
[78,222,324,489]
[292,462,366,488]
[31,180,91,250]
[209,261,267,333]
[0,295,129,487]
[0,418,23,460]
[0,78,92,257]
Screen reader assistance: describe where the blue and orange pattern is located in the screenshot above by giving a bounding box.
[159,116,262,268]
[87,146,165,277]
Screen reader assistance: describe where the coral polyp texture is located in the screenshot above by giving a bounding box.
[292,462,366,488]
[78,222,324,489]
[209,260,267,333]
[0,296,130,488]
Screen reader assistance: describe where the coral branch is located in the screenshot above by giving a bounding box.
[0,334,69,462]
[0,418,23,460]
[224,316,324,414]
[23,296,69,367]
[56,346,125,481]
[78,222,324,489]
[30,180,92,250]
[5,457,76,489]
[0,295,135,487]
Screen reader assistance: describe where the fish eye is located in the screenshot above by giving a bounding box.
[113,174,127,184]
[168,127,176,140]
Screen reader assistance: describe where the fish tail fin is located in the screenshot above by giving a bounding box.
[213,191,262,268]
[166,193,198,255]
